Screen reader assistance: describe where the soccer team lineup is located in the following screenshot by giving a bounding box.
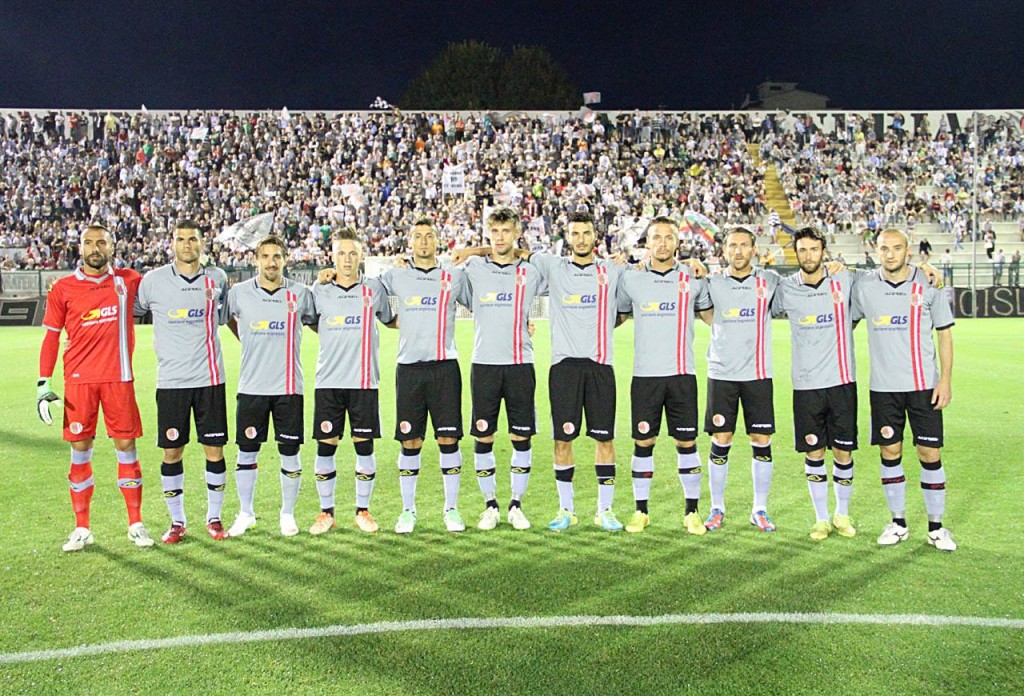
[37,208,956,553]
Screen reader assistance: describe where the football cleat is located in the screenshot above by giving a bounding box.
[750,510,776,533]
[625,510,650,533]
[547,509,578,532]
[309,512,336,536]
[507,506,531,530]
[594,509,624,532]
[395,509,417,534]
[127,522,155,547]
[477,506,500,531]
[161,524,187,544]
[877,522,909,546]
[927,527,957,552]
[206,518,227,540]
[354,510,379,533]
[683,511,707,536]
[279,513,299,537]
[832,514,857,538]
[704,507,725,531]
[227,512,257,538]
[443,508,466,532]
[62,527,94,552]
[809,520,832,541]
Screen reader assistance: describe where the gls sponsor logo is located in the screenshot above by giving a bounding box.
[562,294,597,305]
[872,315,909,326]
[404,296,438,306]
[81,306,117,321]
[480,292,513,303]
[167,308,206,319]
[640,302,676,312]
[721,307,756,318]
[325,315,362,326]
[796,313,834,325]
[249,320,286,330]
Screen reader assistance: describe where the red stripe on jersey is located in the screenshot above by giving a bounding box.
[285,290,297,394]
[910,283,925,390]
[204,277,220,386]
[830,279,851,385]
[755,276,767,380]
[436,271,451,361]
[677,271,690,375]
[596,266,608,365]
[361,285,373,389]
[513,266,526,364]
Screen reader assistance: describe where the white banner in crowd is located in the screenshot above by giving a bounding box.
[442,165,466,195]
[216,212,274,249]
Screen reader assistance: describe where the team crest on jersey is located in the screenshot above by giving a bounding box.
[400,420,412,434]
[166,428,179,441]
[515,274,526,286]
[206,287,217,301]
[880,425,895,439]
[287,300,297,313]
[362,295,373,308]
[637,421,650,434]
[597,273,607,286]
[831,290,843,304]
[475,419,488,431]
[114,281,126,296]
[439,279,452,292]
[712,414,725,427]
[805,433,818,446]
[563,422,575,435]
[909,293,923,307]
[756,285,768,299]
[245,426,258,439]
[69,422,84,435]
[320,420,332,434]
[678,277,690,292]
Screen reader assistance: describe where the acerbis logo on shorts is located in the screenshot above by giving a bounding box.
[712,414,725,427]
[166,428,180,441]
[320,420,332,433]
[69,422,84,435]
[637,421,650,434]
[918,435,939,442]
[880,425,895,439]
[563,422,575,435]
[475,419,488,431]
[399,421,412,434]
[245,426,258,439]
[805,433,818,446]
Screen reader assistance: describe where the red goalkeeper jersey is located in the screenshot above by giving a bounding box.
[42,267,141,384]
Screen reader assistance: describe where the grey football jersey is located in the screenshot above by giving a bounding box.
[459,256,546,365]
[529,253,625,366]
[705,268,781,381]
[773,269,858,390]
[312,277,394,389]
[227,277,317,395]
[137,264,229,389]
[380,265,467,364]
[617,264,711,377]
[851,267,954,392]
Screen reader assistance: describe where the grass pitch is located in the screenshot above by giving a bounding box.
[1,319,1022,694]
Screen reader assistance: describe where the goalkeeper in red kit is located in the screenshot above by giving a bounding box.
[37,224,154,551]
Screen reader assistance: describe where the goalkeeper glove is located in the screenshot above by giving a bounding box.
[37,378,62,426]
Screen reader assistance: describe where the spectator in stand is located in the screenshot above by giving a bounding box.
[992,249,1005,285]
[918,237,932,262]
[1008,250,1020,286]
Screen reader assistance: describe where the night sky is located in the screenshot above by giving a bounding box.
[3,1,1023,111]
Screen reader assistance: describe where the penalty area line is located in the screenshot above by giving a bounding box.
[2,612,1023,664]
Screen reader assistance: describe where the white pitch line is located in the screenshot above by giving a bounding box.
[2,612,1022,665]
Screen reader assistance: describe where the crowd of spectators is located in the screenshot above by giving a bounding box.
[1,109,1021,275]
[769,113,1024,245]
[0,109,768,272]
